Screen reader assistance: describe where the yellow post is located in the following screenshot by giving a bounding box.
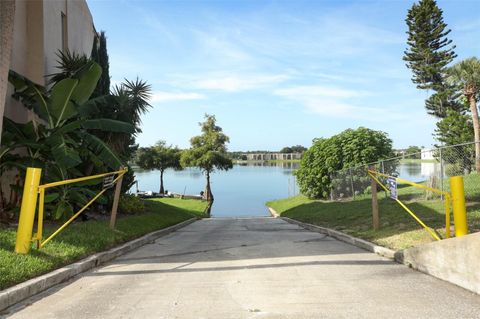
[450,176,468,237]
[15,167,42,254]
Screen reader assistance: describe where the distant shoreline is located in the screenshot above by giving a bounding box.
[234,159,301,164]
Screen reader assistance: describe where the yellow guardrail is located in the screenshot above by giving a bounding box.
[15,167,127,254]
[368,169,468,241]
[368,169,445,241]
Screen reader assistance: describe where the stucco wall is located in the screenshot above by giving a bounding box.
[43,0,94,80]
[4,0,95,125]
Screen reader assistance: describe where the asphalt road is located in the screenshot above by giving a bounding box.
[4,218,480,318]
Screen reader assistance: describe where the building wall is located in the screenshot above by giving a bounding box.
[0,0,16,143]
[3,0,95,125]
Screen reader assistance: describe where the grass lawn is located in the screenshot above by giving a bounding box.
[267,176,480,251]
[0,198,208,290]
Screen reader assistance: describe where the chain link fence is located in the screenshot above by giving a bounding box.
[330,142,480,202]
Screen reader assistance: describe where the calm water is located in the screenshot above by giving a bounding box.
[132,162,299,217]
[132,161,433,217]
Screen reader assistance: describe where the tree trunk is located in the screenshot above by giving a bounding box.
[159,169,164,194]
[205,171,214,202]
[0,0,16,146]
[468,91,480,173]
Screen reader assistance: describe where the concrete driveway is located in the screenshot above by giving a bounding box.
[4,218,480,318]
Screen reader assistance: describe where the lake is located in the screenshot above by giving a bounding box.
[132,162,300,217]
[132,161,435,217]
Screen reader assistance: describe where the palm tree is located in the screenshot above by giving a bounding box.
[0,0,16,146]
[448,57,480,172]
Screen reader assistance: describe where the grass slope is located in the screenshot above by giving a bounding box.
[267,175,480,251]
[0,198,207,290]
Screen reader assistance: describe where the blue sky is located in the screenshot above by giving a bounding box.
[87,0,480,151]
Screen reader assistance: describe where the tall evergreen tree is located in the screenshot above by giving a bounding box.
[91,31,110,97]
[404,0,459,117]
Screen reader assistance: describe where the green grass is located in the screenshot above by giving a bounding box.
[267,176,480,251]
[0,198,207,290]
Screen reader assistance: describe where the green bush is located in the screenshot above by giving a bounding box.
[118,194,145,214]
[295,127,394,199]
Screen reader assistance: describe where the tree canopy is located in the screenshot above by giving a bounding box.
[136,141,181,193]
[280,145,307,153]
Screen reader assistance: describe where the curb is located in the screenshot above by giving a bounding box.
[267,205,400,260]
[0,217,197,312]
[267,207,279,218]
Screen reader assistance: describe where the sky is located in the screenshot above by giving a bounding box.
[87,0,480,151]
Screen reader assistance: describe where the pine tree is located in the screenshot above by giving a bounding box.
[404,0,457,117]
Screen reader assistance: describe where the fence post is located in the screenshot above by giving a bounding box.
[370,168,380,230]
[110,171,124,229]
[381,161,387,198]
[15,167,42,254]
[450,176,468,237]
[349,168,355,200]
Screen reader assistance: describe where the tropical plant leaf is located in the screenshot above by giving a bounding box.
[50,78,79,126]
[83,134,123,169]
[71,62,102,105]
[44,192,60,203]
[49,135,82,169]
[83,119,135,133]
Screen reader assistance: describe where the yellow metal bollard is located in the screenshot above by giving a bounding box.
[450,176,468,237]
[15,167,42,254]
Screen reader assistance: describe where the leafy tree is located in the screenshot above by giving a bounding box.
[406,145,421,158]
[295,127,394,199]
[3,62,134,219]
[435,109,475,174]
[136,141,181,194]
[447,57,480,172]
[280,147,293,153]
[404,0,459,117]
[181,114,233,201]
[291,145,307,153]
[280,145,307,153]
[435,109,473,145]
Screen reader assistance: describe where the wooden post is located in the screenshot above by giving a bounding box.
[110,173,124,229]
[371,172,380,230]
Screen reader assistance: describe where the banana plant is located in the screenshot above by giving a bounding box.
[2,61,135,219]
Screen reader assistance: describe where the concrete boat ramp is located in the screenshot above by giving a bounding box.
[4,218,480,318]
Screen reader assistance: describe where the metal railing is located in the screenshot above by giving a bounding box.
[15,167,127,254]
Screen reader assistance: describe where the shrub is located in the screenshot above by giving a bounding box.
[118,194,145,214]
[295,127,394,199]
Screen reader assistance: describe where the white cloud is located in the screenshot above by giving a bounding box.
[191,74,290,92]
[150,91,206,103]
[303,98,407,122]
[274,85,369,99]
[274,85,406,121]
